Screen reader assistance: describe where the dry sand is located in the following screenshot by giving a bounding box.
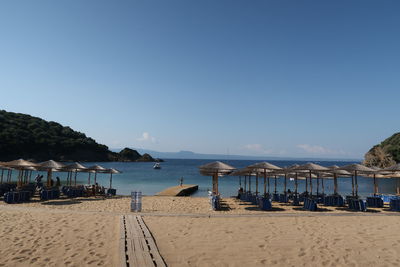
[145,216,400,267]
[0,209,119,267]
[0,196,399,266]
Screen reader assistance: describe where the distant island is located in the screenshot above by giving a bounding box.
[0,110,162,162]
[364,132,400,167]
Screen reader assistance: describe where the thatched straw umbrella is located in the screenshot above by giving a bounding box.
[230,168,250,190]
[102,168,121,189]
[38,160,66,187]
[63,162,87,186]
[199,161,235,195]
[294,163,329,196]
[88,164,107,185]
[322,167,351,195]
[2,159,39,187]
[288,171,317,195]
[248,162,281,197]
[339,164,375,197]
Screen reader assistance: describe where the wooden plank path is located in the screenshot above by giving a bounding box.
[156,184,198,196]
[120,215,167,267]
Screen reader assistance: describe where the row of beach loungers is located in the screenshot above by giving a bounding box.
[1,183,117,204]
[236,192,400,212]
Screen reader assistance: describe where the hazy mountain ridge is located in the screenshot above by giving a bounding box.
[111,148,361,162]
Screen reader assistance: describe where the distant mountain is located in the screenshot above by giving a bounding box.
[111,148,361,162]
[364,133,400,167]
[0,110,158,162]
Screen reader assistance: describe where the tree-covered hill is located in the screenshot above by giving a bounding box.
[364,132,400,168]
[0,110,158,162]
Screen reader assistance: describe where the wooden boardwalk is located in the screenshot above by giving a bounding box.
[120,215,167,267]
[156,184,199,196]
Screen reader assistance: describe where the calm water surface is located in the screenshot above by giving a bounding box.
[13,159,399,197]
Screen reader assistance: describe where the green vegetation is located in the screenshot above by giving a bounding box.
[0,110,159,162]
[364,133,400,167]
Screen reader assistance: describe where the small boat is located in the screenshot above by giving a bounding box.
[153,163,161,169]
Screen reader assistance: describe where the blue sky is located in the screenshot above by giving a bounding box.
[1,1,399,159]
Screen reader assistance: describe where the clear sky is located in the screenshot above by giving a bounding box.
[1,0,399,159]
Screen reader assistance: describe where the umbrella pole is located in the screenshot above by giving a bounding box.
[305,175,308,193]
[316,176,320,196]
[334,173,338,195]
[351,175,354,197]
[322,177,325,195]
[249,175,251,193]
[110,173,112,189]
[355,170,358,198]
[274,175,277,194]
[74,171,77,186]
[88,172,91,185]
[18,170,22,187]
[295,172,298,195]
[94,172,97,184]
[373,174,377,196]
[267,176,270,194]
[309,171,313,196]
[256,173,259,196]
[263,170,267,197]
[244,176,247,192]
[284,173,287,194]
[216,175,219,195]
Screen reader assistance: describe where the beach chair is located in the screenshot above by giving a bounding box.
[211,195,221,210]
[303,198,317,211]
[259,197,272,211]
[390,199,400,211]
[107,188,117,196]
[279,194,288,203]
[366,197,383,208]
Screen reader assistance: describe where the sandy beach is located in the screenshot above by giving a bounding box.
[0,196,400,266]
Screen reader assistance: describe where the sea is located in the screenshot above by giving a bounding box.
[16,159,398,198]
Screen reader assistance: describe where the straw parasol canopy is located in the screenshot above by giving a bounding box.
[2,159,39,186]
[199,161,236,194]
[248,162,281,196]
[102,168,121,189]
[38,160,65,169]
[37,160,66,187]
[230,167,256,193]
[339,164,375,197]
[2,159,38,168]
[294,163,329,195]
[85,164,106,186]
[63,162,87,186]
[323,166,352,195]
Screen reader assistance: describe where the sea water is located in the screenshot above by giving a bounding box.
[14,159,399,197]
